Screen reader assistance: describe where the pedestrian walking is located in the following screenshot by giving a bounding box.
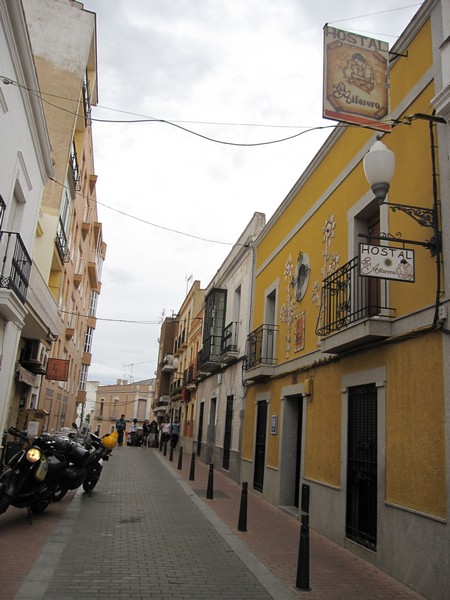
[170,418,181,448]
[149,419,158,447]
[161,420,171,445]
[130,418,139,446]
[142,420,151,448]
[115,414,126,446]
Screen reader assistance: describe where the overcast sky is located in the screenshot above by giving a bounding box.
[80,0,422,384]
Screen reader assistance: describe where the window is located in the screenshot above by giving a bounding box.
[89,290,98,316]
[84,327,94,353]
[79,364,88,391]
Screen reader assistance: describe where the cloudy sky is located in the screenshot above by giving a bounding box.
[81,0,422,384]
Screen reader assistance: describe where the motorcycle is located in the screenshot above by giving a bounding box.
[0,427,94,516]
[82,431,117,493]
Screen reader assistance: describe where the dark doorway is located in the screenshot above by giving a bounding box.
[294,398,304,508]
[197,402,204,457]
[223,395,233,470]
[346,383,378,551]
[253,401,267,492]
[280,395,304,508]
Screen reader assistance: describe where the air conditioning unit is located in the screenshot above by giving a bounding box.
[21,340,48,375]
[161,354,179,372]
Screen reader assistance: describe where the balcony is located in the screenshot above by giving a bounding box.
[197,334,222,376]
[184,364,196,389]
[161,355,179,372]
[55,218,69,263]
[220,321,239,364]
[0,231,31,304]
[169,377,184,398]
[87,259,99,290]
[316,256,394,354]
[69,143,81,192]
[81,222,89,239]
[152,395,170,410]
[243,323,278,382]
[76,390,87,403]
[176,329,187,351]
[81,352,92,366]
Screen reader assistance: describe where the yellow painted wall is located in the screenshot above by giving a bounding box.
[245,329,446,518]
[385,332,446,518]
[303,364,342,486]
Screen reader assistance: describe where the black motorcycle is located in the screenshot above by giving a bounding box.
[82,431,116,493]
[0,427,93,516]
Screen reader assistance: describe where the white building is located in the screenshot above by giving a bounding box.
[195,212,266,481]
[0,0,57,434]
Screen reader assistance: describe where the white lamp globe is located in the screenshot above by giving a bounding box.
[363,139,396,202]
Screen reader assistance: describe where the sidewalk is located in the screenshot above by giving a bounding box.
[155,443,426,600]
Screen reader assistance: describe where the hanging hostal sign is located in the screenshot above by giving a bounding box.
[46,358,70,381]
[359,244,415,282]
[323,25,391,132]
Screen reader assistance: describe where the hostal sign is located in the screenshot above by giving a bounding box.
[359,244,415,282]
[323,26,390,132]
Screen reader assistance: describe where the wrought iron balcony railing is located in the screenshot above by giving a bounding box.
[198,334,223,371]
[55,217,70,263]
[245,323,278,370]
[69,141,81,192]
[316,255,394,337]
[221,321,239,354]
[184,364,195,385]
[0,231,31,304]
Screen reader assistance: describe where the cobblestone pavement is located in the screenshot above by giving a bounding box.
[2,444,427,600]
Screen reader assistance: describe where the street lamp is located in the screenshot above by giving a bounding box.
[363,138,395,203]
[363,137,440,253]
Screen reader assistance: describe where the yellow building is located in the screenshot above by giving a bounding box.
[171,281,204,447]
[21,0,106,431]
[241,2,449,598]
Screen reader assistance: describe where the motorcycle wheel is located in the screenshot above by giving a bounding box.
[0,473,13,514]
[83,464,102,493]
[0,490,12,515]
[52,485,68,502]
[29,500,50,514]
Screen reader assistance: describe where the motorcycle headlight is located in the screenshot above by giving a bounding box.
[26,447,42,463]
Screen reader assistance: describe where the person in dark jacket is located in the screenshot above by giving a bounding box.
[116,414,126,446]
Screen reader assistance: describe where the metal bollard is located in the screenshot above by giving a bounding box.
[163,439,168,456]
[296,483,311,591]
[177,447,183,470]
[189,452,196,481]
[159,435,163,452]
[206,463,214,499]
[237,481,248,532]
[169,443,174,461]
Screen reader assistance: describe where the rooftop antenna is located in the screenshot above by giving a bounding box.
[185,273,193,295]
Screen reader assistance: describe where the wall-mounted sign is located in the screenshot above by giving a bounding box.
[46,358,70,381]
[271,415,278,435]
[323,25,390,132]
[359,244,415,282]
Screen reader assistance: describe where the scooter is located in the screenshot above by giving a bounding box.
[0,427,93,516]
